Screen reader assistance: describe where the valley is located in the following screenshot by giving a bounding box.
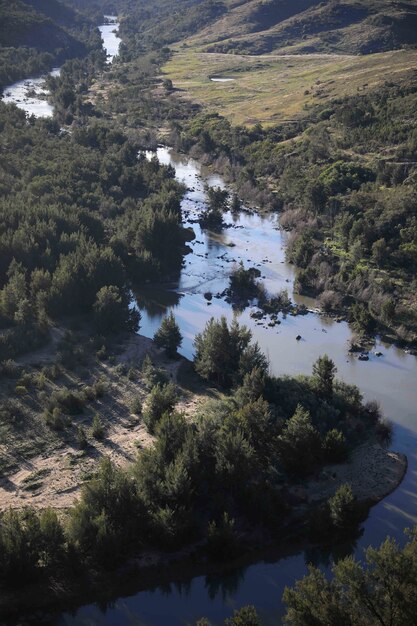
[0,1,417,625]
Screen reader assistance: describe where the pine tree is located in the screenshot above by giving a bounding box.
[153,312,182,357]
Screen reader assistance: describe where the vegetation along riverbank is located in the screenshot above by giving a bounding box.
[0,0,416,623]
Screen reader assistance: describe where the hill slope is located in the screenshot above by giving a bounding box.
[184,0,417,55]
[0,0,87,56]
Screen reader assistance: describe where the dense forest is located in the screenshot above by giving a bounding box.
[0,0,102,88]
[0,101,190,361]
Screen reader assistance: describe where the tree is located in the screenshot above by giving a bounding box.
[328,483,358,531]
[372,238,387,266]
[283,531,417,626]
[225,607,261,626]
[194,317,267,387]
[230,193,241,213]
[143,383,178,434]
[93,285,140,335]
[153,312,182,357]
[312,354,337,399]
[278,405,321,476]
[199,186,229,230]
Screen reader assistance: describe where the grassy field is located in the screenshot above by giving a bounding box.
[163,48,417,126]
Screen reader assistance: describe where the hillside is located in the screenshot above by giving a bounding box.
[0,0,97,89]
[0,0,87,56]
[183,0,417,55]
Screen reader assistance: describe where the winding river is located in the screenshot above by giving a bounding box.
[1,16,120,117]
[1,18,417,626]
[54,148,417,625]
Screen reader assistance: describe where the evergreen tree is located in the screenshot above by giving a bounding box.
[312,354,337,399]
[278,405,321,476]
[153,311,182,357]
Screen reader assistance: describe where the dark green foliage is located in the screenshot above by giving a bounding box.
[0,507,65,585]
[207,512,238,560]
[322,429,348,463]
[229,263,261,300]
[194,316,268,387]
[283,530,417,625]
[328,483,359,531]
[93,285,140,335]
[349,302,377,335]
[225,606,261,626]
[0,102,188,361]
[199,186,229,230]
[278,405,321,476]
[67,457,147,567]
[153,311,182,357]
[143,383,178,434]
[312,354,337,399]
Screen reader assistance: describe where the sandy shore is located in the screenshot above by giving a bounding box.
[291,441,407,505]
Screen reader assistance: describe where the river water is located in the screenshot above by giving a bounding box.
[1,17,120,117]
[54,147,417,625]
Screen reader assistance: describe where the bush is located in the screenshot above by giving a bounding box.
[322,429,348,463]
[77,426,88,450]
[207,512,238,561]
[44,407,65,431]
[130,396,142,415]
[143,383,178,434]
[91,414,104,440]
[50,389,86,415]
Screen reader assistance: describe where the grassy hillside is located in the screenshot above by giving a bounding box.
[183,0,417,55]
[164,48,417,126]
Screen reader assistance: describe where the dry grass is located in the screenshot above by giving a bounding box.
[163,49,417,126]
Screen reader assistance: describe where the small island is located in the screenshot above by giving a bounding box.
[0,315,406,619]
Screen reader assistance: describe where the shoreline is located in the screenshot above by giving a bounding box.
[0,432,407,623]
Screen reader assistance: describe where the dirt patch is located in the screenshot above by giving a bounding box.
[291,442,407,505]
[0,332,189,511]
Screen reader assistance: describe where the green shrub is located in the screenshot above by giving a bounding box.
[143,383,178,434]
[91,414,104,440]
[207,512,238,560]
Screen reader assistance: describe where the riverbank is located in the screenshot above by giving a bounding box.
[0,314,408,624]
[0,430,407,624]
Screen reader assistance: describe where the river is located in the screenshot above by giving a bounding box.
[1,16,120,117]
[53,147,417,625]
